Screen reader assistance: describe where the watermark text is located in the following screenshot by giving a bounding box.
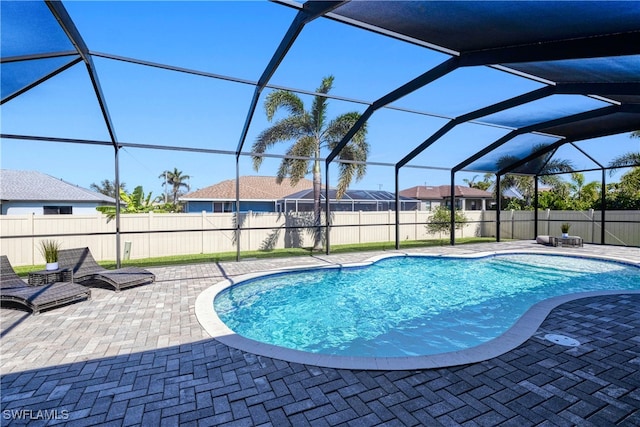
[2,409,69,421]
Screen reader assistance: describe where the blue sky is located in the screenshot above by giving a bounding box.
[1,1,637,199]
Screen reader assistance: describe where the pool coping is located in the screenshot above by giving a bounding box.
[194,249,640,370]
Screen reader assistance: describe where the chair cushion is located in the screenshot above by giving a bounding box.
[536,235,551,245]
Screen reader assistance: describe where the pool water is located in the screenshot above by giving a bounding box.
[214,254,640,357]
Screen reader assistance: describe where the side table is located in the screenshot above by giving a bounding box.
[28,268,73,286]
[549,236,583,248]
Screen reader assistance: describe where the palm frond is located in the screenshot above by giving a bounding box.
[324,112,365,147]
[286,136,317,183]
[336,145,367,183]
[310,79,333,132]
[542,158,574,175]
[251,116,309,170]
[608,152,640,175]
[539,174,563,188]
[336,162,355,199]
[323,112,369,197]
[264,90,305,121]
[275,158,293,184]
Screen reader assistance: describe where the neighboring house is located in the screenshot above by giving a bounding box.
[0,169,117,215]
[399,185,494,211]
[181,176,314,213]
[280,189,419,212]
[182,176,421,213]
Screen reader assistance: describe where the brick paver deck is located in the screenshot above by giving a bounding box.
[1,242,639,426]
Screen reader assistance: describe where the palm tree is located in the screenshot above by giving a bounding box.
[463,175,479,188]
[570,172,585,200]
[96,186,155,220]
[496,144,573,208]
[463,173,492,191]
[90,179,126,198]
[608,152,640,175]
[606,131,640,176]
[252,75,369,249]
[159,168,191,205]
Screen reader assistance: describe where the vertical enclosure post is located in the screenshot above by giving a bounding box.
[496,175,501,242]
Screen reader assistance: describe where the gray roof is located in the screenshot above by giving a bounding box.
[0,170,117,203]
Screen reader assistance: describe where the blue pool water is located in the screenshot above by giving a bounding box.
[214,254,640,357]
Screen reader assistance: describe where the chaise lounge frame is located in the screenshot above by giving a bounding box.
[58,247,155,292]
[1,255,91,315]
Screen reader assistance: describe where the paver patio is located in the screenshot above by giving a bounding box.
[1,241,639,426]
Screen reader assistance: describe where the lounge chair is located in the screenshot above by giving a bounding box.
[536,235,551,245]
[1,255,91,315]
[58,247,155,292]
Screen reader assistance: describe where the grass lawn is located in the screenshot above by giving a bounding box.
[14,237,498,275]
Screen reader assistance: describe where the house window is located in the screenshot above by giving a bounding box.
[43,206,72,215]
[445,199,462,209]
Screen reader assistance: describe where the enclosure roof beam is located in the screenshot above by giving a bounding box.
[395,86,556,170]
[395,81,640,171]
[326,56,460,165]
[453,105,622,174]
[235,1,347,157]
[497,118,640,178]
[1,56,82,105]
[571,142,604,169]
[46,0,119,148]
[460,32,640,66]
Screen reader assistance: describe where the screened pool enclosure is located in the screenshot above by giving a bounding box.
[2,1,639,264]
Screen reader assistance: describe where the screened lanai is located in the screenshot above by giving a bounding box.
[280,189,419,213]
[1,1,639,263]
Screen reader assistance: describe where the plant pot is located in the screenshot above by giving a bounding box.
[562,233,569,238]
[46,262,59,271]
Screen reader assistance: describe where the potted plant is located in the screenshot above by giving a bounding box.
[40,239,61,271]
[560,223,571,238]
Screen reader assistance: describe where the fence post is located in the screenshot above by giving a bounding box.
[30,213,35,265]
[247,211,252,250]
[546,209,551,235]
[123,241,132,260]
[148,211,153,258]
[589,208,594,244]
[358,210,362,244]
[510,210,515,239]
[202,211,206,254]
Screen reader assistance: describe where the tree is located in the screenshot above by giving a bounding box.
[567,172,600,210]
[606,167,640,209]
[252,75,369,249]
[90,179,126,198]
[607,131,639,175]
[159,168,191,206]
[463,173,492,191]
[96,186,158,220]
[425,206,467,239]
[495,145,573,209]
[608,152,640,175]
[463,175,479,188]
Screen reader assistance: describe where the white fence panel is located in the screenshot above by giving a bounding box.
[1,210,638,266]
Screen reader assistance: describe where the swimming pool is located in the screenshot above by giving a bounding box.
[196,252,640,369]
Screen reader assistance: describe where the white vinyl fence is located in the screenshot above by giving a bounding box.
[1,210,637,266]
[482,209,640,247]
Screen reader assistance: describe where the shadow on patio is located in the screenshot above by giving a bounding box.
[2,293,639,426]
